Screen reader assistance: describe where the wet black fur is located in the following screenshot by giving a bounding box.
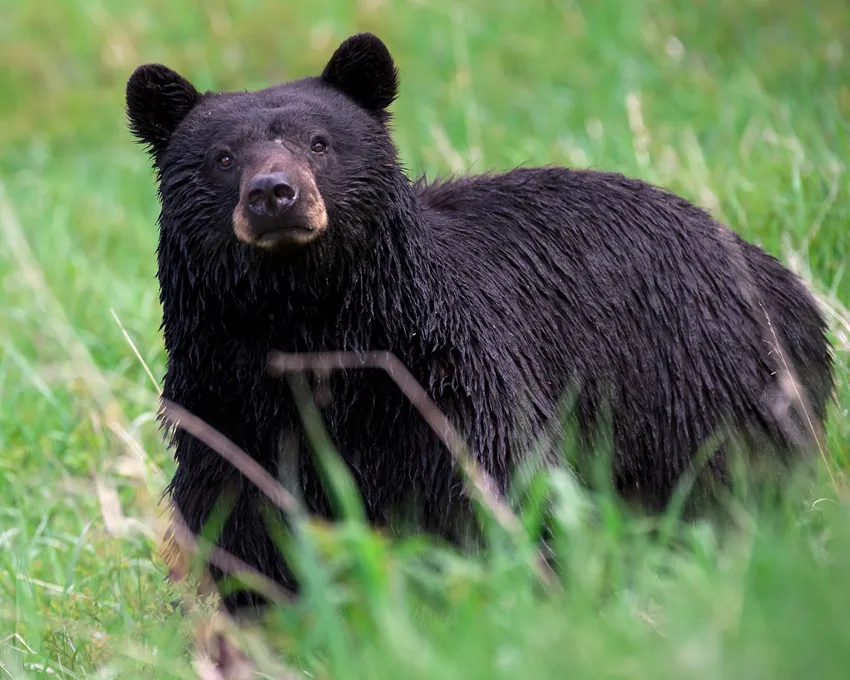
[126,34,833,611]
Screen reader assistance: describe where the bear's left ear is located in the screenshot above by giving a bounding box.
[126,64,200,158]
[320,33,399,115]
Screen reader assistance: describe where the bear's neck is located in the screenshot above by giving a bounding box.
[315,187,438,348]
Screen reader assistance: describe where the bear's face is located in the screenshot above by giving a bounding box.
[126,33,400,253]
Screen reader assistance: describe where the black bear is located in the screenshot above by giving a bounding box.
[126,33,833,610]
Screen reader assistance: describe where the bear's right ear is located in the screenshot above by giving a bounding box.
[126,64,200,158]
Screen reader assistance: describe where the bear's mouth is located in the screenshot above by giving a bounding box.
[253,225,318,248]
[232,206,324,250]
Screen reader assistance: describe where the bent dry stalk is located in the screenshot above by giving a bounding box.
[266,349,559,589]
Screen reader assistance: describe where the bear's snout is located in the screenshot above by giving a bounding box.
[246,172,298,219]
[233,161,327,250]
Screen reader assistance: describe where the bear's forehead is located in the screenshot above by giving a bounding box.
[193,78,357,127]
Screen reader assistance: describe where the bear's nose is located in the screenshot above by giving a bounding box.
[246,172,298,217]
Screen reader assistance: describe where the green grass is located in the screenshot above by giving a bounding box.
[1,0,849,677]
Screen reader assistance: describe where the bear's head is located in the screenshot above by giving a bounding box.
[126,33,401,253]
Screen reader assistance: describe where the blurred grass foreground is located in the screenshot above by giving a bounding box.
[1,0,849,678]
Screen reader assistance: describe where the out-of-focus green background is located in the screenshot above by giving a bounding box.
[1,1,848,678]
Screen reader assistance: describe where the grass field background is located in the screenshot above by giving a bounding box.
[1,0,849,677]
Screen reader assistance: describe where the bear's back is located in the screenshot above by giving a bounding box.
[414,167,832,504]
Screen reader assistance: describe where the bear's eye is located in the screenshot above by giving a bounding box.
[217,153,234,169]
[310,138,328,154]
